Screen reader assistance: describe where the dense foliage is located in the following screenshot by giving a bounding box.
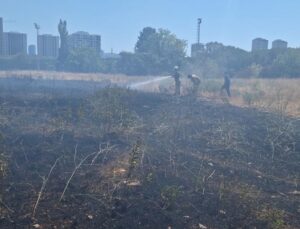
[0,55,56,70]
[117,27,187,75]
[64,47,102,73]
[187,42,300,78]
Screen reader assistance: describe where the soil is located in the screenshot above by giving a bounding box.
[0,79,299,229]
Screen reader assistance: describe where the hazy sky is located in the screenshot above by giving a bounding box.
[1,0,300,53]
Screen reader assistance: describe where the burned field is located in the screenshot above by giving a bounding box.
[0,78,299,229]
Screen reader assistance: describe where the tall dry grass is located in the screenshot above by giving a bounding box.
[0,70,150,84]
[141,76,300,117]
[0,70,299,116]
[230,78,300,117]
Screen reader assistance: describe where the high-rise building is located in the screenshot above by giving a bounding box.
[0,18,3,55]
[252,38,268,51]
[272,39,288,49]
[68,31,101,54]
[28,44,36,56]
[37,34,59,57]
[3,32,27,56]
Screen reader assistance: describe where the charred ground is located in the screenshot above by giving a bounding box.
[0,79,299,229]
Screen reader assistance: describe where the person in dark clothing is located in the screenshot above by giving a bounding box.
[187,74,201,96]
[221,73,231,97]
[172,66,181,96]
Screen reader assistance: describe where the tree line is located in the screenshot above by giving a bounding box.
[0,19,300,78]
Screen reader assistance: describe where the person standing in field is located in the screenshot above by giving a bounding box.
[172,66,181,96]
[221,72,231,97]
[187,74,201,96]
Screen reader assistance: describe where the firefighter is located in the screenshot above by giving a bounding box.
[221,73,231,97]
[187,74,201,96]
[172,66,181,96]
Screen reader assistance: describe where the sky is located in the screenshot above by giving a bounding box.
[1,0,300,53]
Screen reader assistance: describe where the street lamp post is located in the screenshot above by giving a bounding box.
[34,23,40,70]
[197,18,202,44]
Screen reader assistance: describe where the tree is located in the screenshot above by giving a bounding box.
[260,48,300,78]
[126,27,187,75]
[57,19,69,70]
[65,47,102,73]
[188,42,252,78]
[135,27,157,53]
[155,29,187,69]
[117,52,146,75]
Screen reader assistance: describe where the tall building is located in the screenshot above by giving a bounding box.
[37,34,59,57]
[3,32,27,56]
[0,18,3,55]
[28,44,36,56]
[272,39,288,49]
[252,38,268,51]
[68,31,101,54]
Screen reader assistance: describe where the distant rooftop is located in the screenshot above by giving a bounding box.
[39,34,59,37]
[273,39,287,43]
[72,31,90,35]
[6,31,26,34]
[70,31,100,37]
[253,37,268,41]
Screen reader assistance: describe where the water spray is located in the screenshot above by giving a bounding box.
[128,76,171,90]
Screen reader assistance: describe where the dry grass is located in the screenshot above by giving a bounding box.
[0,70,150,84]
[229,78,300,117]
[0,82,299,228]
[0,70,299,116]
[141,76,300,117]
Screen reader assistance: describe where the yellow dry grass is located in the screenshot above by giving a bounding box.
[0,70,150,84]
[0,70,299,117]
[136,76,300,117]
[230,78,300,117]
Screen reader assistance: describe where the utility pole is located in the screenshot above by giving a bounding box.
[34,23,40,70]
[197,18,202,44]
